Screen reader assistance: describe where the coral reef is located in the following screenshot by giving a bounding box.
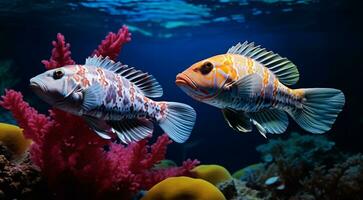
[242,132,363,199]
[299,154,363,200]
[0,143,48,200]
[0,27,198,199]
[191,164,232,185]
[141,176,226,200]
[0,123,31,157]
[217,179,265,200]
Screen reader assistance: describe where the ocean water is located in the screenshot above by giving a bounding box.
[0,0,362,199]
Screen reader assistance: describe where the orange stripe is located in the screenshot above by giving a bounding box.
[247,58,254,74]
[273,78,278,97]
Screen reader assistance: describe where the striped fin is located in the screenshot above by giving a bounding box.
[288,88,345,134]
[227,41,299,85]
[157,102,196,143]
[86,55,124,72]
[229,73,263,98]
[83,116,112,139]
[85,55,163,98]
[108,118,154,144]
[222,109,252,132]
[82,82,104,111]
[249,109,289,135]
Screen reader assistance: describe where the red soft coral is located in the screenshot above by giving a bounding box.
[41,33,75,70]
[0,26,198,199]
[92,25,131,61]
[0,91,199,199]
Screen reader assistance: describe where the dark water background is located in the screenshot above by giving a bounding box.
[0,0,362,172]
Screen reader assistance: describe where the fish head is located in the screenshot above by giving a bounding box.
[29,65,83,112]
[176,54,234,101]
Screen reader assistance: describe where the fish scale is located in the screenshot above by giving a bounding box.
[86,66,163,121]
[227,54,302,112]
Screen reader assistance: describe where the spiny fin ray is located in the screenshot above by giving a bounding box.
[227,41,300,85]
[85,55,163,98]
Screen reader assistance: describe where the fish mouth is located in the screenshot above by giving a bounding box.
[29,78,47,94]
[175,73,198,90]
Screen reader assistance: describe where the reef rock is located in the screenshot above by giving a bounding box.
[217,179,265,200]
[0,143,47,199]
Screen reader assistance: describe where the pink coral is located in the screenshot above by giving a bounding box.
[0,26,198,199]
[41,33,75,70]
[92,25,131,61]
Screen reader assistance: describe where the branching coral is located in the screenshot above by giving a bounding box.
[92,25,131,61]
[41,33,75,70]
[0,27,198,199]
[0,90,198,199]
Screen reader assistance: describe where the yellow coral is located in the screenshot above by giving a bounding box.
[141,176,226,200]
[191,164,232,185]
[0,123,31,155]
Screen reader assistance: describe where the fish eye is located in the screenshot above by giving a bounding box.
[53,69,64,80]
[200,61,214,75]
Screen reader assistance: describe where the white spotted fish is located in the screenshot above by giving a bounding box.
[30,56,196,143]
[176,41,345,137]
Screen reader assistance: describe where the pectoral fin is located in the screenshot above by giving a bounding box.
[222,108,252,133]
[82,83,104,111]
[83,116,112,139]
[249,109,289,136]
[108,118,154,144]
[229,73,263,99]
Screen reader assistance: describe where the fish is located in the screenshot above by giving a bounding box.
[176,41,345,137]
[29,55,196,144]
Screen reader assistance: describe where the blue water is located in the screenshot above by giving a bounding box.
[0,0,362,171]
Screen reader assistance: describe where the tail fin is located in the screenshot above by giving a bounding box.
[158,102,196,143]
[288,88,345,134]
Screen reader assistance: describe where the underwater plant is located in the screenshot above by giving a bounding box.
[0,26,198,199]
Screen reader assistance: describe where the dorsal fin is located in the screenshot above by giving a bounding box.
[85,55,163,98]
[227,41,299,85]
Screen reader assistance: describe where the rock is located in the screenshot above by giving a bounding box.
[217,178,266,200]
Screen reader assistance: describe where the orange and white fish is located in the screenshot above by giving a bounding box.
[30,56,196,144]
[176,41,345,137]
